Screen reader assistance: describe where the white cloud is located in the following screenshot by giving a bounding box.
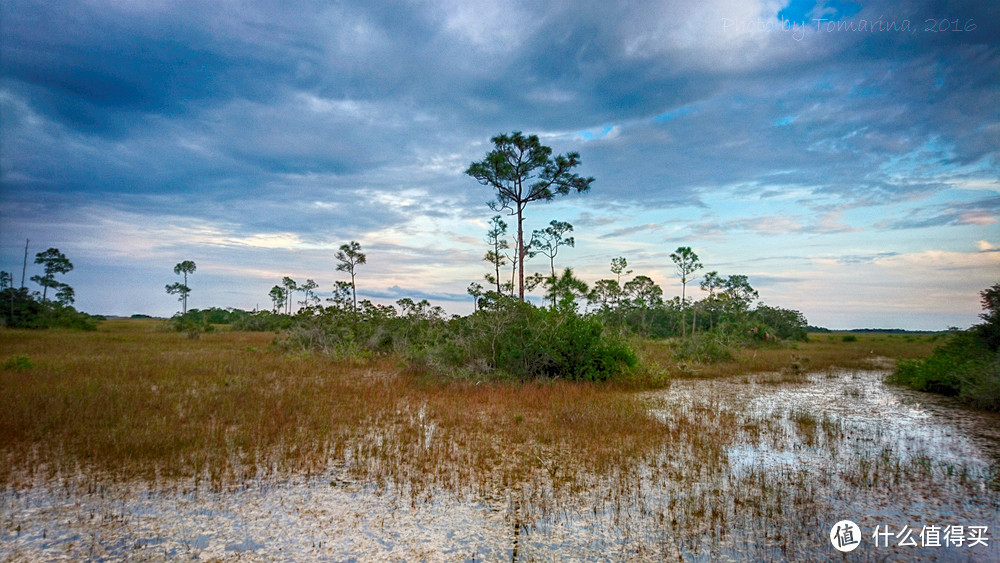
[780,247,1000,328]
[429,0,540,53]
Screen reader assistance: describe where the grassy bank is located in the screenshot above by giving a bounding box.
[1,319,666,491]
[1,320,937,491]
[638,331,940,379]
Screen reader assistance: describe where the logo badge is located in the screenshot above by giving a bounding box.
[831,520,862,552]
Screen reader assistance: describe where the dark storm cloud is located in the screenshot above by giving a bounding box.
[2,0,998,322]
[4,0,997,211]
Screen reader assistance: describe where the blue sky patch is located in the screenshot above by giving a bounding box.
[779,0,862,24]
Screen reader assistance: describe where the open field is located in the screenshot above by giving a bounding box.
[2,319,997,560]
[1,319,667,490]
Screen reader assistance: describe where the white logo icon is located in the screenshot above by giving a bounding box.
[831,520,862,552]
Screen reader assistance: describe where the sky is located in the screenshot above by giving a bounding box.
[1,0,998,330]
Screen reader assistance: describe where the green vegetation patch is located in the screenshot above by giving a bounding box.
[888,283,1000,411]
[3,354,34,371]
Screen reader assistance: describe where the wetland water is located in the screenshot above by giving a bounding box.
[3,369,999,561]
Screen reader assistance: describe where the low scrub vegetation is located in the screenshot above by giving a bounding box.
[277,297,638,382]
[0,288,98,330]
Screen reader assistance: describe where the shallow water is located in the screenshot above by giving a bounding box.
[2,369,999,561]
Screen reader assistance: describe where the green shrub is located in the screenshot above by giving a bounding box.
[232,310,295,332]
[166,312,214,334]
[450,300,636,381]
[750,305,809,341]
[275,298,638,382]
[671,333,733,364]
[0,288,97,330]
[841,334,858,342]
[889,329,1000,411]
[888,357,960,396]
[3,354,34,370]
[958,356,1000,411]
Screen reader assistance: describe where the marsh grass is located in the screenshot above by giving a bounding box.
[0,319,671,495]
[639,332,939,379]
[4,321,995,561]
[1,320,365,487]
[0,322,944,494]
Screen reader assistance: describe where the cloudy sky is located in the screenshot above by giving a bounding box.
[2,0,998,329]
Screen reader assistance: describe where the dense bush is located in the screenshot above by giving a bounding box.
[167,307,304,333]
[889,331,999,411]
[278,299,441,361]
[670,333,733,364]
[750,305,809,342]
[465,300,636,381]
[0,288,98,330]
[230,310,296,332]
[888,284,1000,411]
[276,298,637,381]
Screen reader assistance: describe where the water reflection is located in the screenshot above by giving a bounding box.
[2,370,998,561]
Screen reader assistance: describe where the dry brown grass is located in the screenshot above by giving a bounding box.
[0,321,939,496]
[0,319,671,493]
[5,321,992,560]
[2,319,369,486]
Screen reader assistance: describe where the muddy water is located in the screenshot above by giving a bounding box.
[2,370,999,561]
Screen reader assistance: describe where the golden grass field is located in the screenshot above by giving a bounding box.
[0,318,938,491]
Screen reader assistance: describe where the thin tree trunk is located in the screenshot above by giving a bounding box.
[510,250,517,297]
[549,256,556,307]
[681,281,687,338]
[20,239,29,289]
[517,205,525,300]
[351,272,357,311]
[494,247,502,295]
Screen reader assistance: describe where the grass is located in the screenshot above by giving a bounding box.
[3,320,995,559]
[0,322,940,492]
[0,319,670,492]
[638,331,939,378]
